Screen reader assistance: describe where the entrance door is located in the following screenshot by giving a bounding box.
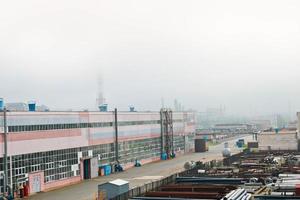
[32,175,41,193]
[83,159,91,179]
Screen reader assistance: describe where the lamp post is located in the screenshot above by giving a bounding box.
[3,107,8,194]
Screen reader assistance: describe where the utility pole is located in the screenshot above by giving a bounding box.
[3,107,8,193]
[114,108,119,163]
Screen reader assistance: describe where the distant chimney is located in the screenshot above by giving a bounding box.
[28,100,36,112]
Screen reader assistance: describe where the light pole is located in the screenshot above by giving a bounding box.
[3,107,8,194]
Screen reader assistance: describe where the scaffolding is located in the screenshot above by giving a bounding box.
[160,109,174,159]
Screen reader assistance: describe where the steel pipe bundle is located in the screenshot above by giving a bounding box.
[131,197,208,200]
[160,184,236,193]
[145,191,222,199]
[254,195,300,200]
[222,189,249,200]
[176,177,245,185]
[278,174,300,178]
[267,183,299,192]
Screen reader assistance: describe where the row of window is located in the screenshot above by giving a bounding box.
[9,143,117,186]
[118,137,161,164]
[7,120,160,133]
[45,171,77,183]
[7,119,184,133]
[1,143,116,191]
[7,122,113,133]
[118,120,160,126]
[1,134,193,192]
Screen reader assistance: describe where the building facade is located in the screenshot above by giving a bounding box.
[297,112,300,136]
[0,110,195,195]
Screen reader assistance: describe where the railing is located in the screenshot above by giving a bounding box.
[109,159,223,200]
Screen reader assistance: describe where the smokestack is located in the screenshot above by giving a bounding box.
[96,75,108,111]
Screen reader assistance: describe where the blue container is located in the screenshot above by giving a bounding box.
[238,139,245,145]
[106,165,111,175]
[236,141,243,148]
[102,166,107,175]
[0,98,3,110]
[28,101,36,111]
[103,165,111,176]
[161,153,167,160]
[99,104,108,112]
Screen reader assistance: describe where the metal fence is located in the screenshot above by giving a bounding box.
[110,159,223,200]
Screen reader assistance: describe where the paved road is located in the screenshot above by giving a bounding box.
[29,135,252,200]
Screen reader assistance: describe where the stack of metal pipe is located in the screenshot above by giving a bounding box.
[222,189,251,200]
[267,173,300,192]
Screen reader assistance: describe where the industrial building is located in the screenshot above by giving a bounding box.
[297,112,300,135]
[257,131,298,151]
[0,107,196,196]
[213,123,254,133]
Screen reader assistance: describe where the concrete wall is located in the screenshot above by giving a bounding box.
[43,176,81,192]
[297,112,300,137]
[258,132,298,150]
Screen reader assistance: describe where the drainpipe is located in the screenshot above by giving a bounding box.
[114,108,119,163]
[3,107,8,193]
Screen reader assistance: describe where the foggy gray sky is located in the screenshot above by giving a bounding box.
[0,0,300,115]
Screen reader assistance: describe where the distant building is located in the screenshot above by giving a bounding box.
[296,112,300,135]
[250,120,272,131]
[213,123,254,133]
[196,106,229,129]
[36,104,50,112]
[287,120,297,131]
[258,131,298,151]
[5,102,49,112]
[6,102,28,111]
[273,114,288,129]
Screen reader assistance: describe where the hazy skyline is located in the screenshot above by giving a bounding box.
[1,0,300,116]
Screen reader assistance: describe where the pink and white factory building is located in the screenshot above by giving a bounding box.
[0,108,196,195]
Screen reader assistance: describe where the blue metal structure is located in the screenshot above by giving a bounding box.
[99,104,108,112]
[28,101,36,111]
[0,98,3,110]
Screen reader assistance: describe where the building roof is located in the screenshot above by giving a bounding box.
[109,179,129,186]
